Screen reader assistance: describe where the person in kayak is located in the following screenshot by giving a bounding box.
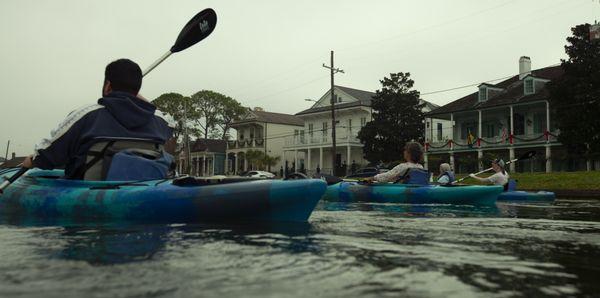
[437,163,455,185]
[364,142,425,183]
[22,59,175,179]
[469,158,509,187]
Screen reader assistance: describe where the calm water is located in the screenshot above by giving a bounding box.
[1,199,600,298]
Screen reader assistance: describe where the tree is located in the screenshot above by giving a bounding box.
[190,90,247,140]
[152,93,189,141]
[245,149,265,170]
[548,24,600,162]
[357,72,424,163]
[262,154,280,172]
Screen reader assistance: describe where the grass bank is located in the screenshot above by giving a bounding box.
[459,171,600,191]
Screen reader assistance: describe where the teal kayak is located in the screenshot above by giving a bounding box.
[0,169,326,224]
[497,190,555,201]
[323,182,503,206]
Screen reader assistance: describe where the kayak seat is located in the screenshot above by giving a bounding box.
[82,138,168,181]
[507,179,517,191]
[401,168,430,185]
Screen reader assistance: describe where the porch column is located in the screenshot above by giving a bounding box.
[294,150,298,172]
[424,153,429,171]
[424,117,428,142]
[509,148,515,173]
[545,145,552,173]
[195,157,200,176]
[244,154,248,171]
[203,156,207,176]
[307,148,312,174]
[212,154,216,175]
[346,145,351,175]
[546,100,550,141]
[478,110,482,140]
[509,105,514,136]
[234,153,238,175]
[477,150,483,171]
[450,113,454,140]
[449,153,455,172]
[319,147,323,173]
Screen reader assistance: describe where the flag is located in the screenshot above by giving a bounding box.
[467,130,475,148]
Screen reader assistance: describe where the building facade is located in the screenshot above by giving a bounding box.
[284,85,439,176]
[424,56,598,174]
[226,108,304,175]
[178,139,226,176]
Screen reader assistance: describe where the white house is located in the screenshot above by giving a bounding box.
[283,85,439,176]
[424,56,597,173]
[226,108,304,175]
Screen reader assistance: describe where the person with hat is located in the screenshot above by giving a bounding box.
[469,159,509,187]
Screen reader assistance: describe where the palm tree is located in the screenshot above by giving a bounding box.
[245,149,265,170]
[262,154,280,172]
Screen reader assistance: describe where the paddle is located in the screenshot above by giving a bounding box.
[454,150,536,184]
[0,8,218,195]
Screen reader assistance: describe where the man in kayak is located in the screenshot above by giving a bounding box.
[22,59,175,179]
[469,159,509,187]
[364,142,425,183]
[437,163,455,185]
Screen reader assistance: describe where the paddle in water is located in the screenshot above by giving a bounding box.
[454,150,536,184]
[0,8,218,195]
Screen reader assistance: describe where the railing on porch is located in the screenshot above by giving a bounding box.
[226,139,265,149]
[425,130,560,152]
[284,133,361,147]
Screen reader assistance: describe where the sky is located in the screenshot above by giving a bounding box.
[0,0,597,157]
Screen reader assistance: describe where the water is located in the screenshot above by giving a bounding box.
[1,199,599,298]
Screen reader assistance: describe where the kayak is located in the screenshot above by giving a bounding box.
[322,181,503,206]
[497,190,555,201]
[0,169,326,224]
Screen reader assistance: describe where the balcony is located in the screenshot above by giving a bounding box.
[426,130,560,153]
[284,132,362,148]
[226,139,265,150]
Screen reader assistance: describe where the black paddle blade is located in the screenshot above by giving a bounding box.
[518,150,536,161]
[171,8,217,53]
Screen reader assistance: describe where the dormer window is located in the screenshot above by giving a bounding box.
[524,78,534,95]
[478,87,488,102]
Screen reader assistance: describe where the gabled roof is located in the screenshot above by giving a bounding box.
[190,138,227,153]
[232,110,304,126]
[296,85,438,115]
[427,65,563,116]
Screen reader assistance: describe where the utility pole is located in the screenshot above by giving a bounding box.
[4,140,9,161]
[322,50,344,175]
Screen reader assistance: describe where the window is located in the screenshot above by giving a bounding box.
[308,123,314,137]
[322,122,328,135]
[478,87,487,102]
[524,79,534,95]
[437,123,443,141]
[485,124,495,138]
[533,113,546,134]
[348,119,352,134]
[361,117,367,127]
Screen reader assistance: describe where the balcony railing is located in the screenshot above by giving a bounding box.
[426,130,560,152]
[284,133,361,147]
[226,139,265,149]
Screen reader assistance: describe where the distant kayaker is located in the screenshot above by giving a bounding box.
[469,159,509,187]
[437,163,455,185]
[364,142,424,183]
[22,59,175,179]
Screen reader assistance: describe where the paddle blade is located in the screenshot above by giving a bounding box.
[517,150,536,161]
[170,8,217,53]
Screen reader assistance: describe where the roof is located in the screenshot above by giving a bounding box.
[190,139,227,153]
[427,65,563,116]
[296,85,438,115]
[232,110,304,126]
[0,157,26,169]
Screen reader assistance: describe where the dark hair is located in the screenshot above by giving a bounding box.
[104,59,142,94]
[404,142,424,163]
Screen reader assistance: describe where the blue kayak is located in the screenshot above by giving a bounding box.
[323,182,503,206]
[497,190,555,201]
[0,169,326,224]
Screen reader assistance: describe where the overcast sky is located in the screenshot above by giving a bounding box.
[0,0,597,156]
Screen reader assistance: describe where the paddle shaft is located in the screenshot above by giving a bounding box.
[142,50,172,77]
[0,167,28,194]
[455,157,519,183]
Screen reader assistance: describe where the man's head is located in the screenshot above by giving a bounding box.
[103,59,142,96]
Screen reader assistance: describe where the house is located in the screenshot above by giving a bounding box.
[0,153,26,169]
[226,108,304,175]
[284,85,440,176]
[178,139,227,176]
[423,56,594,173]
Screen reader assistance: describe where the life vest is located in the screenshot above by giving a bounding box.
[439,171,456,184]
[402,168,430,185]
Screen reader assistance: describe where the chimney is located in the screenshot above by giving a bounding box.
[519,56,531,80]
[253,107,264,112]
[11,152,15,159]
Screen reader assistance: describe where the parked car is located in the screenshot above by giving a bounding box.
[241,170,276,179]
[345,167,388,179]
